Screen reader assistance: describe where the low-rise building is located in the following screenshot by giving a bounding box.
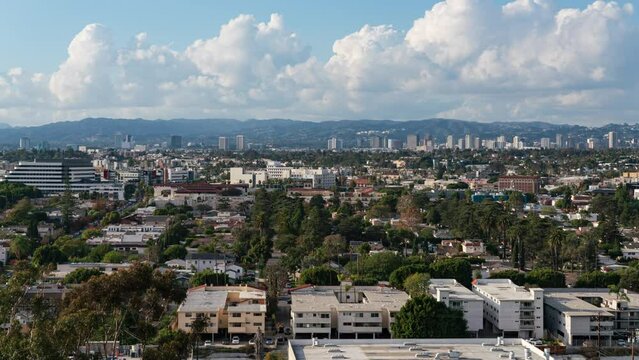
[290,285,409,339]
[472,279,543,339]
[429,279,484,334]
[175,285,266,337]
[544,288,639,346]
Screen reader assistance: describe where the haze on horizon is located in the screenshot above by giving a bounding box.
[0,0,637,127]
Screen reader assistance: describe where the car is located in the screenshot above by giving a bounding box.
[203,340,212,347]
[278,325,284,333]
[265,337,274,346]
[528,339,543,346]
[277,336,287,345]
[617,339,628,347]
[284,327,292,335]
[248,339,256,345]
[231,336,240,345]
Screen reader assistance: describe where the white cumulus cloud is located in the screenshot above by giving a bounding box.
[0,1,636,126]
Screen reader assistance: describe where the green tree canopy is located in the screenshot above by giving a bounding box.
[62,268,104,284]
[190,270,229,287]
[299,266,340,286]
[391,296,468,338]
[32,245,68,266]
[403,273,431,297]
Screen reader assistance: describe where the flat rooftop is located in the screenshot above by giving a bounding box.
[430,279,483,301]
[544,288,639,316]
[179,290,228,313]
[289,338,546,360]
[291,286,409,313]
[473,279,539,301]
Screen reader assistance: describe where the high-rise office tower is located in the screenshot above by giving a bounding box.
[474,137,481,150]
[327,137,343,150]
[555,134,563,149]
[19,137,30,150]
[457,138,465,150]
[236,135,245,151]
[218,136,229,151]
[406,134,418,150]
[170,135,183,149]
[369,136,381,148]
[608,131,617,149]
[446,135,454,149]
[540,138,551,149]
[465,134,472,150]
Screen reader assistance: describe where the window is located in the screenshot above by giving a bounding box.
[185,313,192,317]
[231,313,241,318]
[254,322,261,326]
[296,313,303,318]
[253,313,261,316]
[343,322,352,326]
[320,314,329,319]
[371,313,379,318]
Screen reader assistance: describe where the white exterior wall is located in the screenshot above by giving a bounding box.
[291,311,332,336]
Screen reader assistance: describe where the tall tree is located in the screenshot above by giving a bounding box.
[392,296,468,338]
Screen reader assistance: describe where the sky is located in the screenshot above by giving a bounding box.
[0,0,637,126]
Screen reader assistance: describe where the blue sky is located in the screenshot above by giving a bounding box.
[0,0,637,125]
[3,0,627,72]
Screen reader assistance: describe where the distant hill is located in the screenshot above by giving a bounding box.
[0,117,609,148]
[0,122,11,129]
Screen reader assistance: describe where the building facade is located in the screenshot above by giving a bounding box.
[472,279,544,339]
[176,285,266,337]
[498,176,540,194]
[290,285,409,339]
[429,279,484,334]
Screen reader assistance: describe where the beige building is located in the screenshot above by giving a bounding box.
[290,285,409,339]
[176,285,266,337]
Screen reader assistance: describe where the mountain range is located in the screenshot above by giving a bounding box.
[0,118,631,148]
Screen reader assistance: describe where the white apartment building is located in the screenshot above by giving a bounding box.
[429,279,483,334]
[290,285,409,339]
[235,162,337,189]
[176,285,266,337]
[544,288,639,346]
[472,279,544,339]
[184,253,245,280]
[229,167,268,188]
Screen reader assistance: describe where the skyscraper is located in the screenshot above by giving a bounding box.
[369,136,381,148]
[327,137,343,150]
[464,134,472,150]
[236,135,245,151]
[541,138,551,149]
[446,135,454,149]
[219,136,229,151]
[170,135,182,149]
[608,131,617,149]
[555,134,563,149]
[406,134,418,150]
[474,137,481,150]
[19,137,30,150]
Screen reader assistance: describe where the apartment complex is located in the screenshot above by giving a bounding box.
[544,288,639,346]
[2,159,124,199]
[290,285,409,339]
[498,176,540,194]
[230,161,337,189]
[176,285,266,337]
[429,279,484,334]
[472,279,543,339]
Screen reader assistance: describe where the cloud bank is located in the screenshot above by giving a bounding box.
[0,0,636,125]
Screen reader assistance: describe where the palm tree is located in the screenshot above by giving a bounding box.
[609,284,630,301]
[547,229,566,271]
[497,214,512,259]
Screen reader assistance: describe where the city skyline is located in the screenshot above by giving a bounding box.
[0,0,637,126]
